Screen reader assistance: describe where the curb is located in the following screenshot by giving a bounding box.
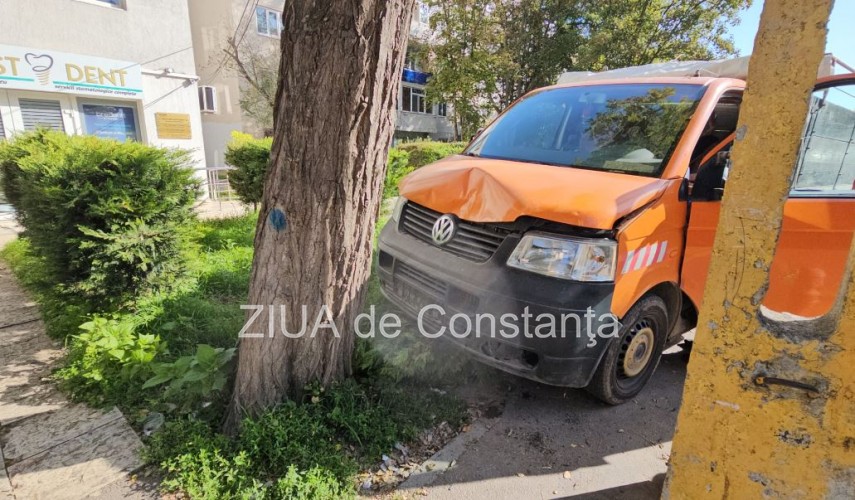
[399,419,492,490]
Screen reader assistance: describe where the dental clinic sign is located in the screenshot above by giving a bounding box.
[0,44,142,100]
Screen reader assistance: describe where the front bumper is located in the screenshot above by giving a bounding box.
[376,216,618,388]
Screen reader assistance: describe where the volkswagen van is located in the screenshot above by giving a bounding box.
[377,63,855,404]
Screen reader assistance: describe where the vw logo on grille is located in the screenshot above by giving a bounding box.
[431,214,457,246]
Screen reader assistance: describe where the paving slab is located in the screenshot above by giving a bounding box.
[1,406,123,464]
[0,384,68,427]
[7,416,143,500]
[0,304,40,328]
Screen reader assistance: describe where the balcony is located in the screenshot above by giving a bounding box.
[402,68,430,85]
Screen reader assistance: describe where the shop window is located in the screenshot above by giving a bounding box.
[402,86,426,113]
[256,6,283,37]
[20,99,65,132]
[80,102,139,142]
[793,84,855,194]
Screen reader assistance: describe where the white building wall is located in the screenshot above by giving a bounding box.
[139,74,207,179]
[0,0,207,182]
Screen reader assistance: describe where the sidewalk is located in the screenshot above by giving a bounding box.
[0,263,145,500]
[0,216,19,251]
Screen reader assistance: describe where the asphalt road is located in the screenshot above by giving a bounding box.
[412,345,690,500]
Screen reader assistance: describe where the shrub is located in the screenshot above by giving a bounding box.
[221,134,465,202]
[395,140,466,168]
[143,344,236,413]
[383,148,411,198]
[0,130,199,307]
[224,131,272,208]
[56,316,163,405]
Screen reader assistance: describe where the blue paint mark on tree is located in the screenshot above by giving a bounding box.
[268,208,287,232]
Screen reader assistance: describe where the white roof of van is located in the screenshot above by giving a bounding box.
[557,54,838,84]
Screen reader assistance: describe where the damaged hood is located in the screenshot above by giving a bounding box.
[398,156,670,230]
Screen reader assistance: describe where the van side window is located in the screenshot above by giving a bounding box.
[793,84,855,195]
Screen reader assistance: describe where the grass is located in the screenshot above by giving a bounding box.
[0,209,469,499]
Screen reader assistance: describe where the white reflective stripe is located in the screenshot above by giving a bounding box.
[633,245,648,271]
[622,250,635,274]
[656,241,668,263]
[645,242,659,267]
[622,240,670,275]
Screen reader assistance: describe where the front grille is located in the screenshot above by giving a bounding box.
[401,202,512,262]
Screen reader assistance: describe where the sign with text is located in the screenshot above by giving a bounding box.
[155,113,192,139]
[0,44,143,99]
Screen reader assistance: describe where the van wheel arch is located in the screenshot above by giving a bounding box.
[637,282,682,337]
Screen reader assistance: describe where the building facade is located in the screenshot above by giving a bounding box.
[187,0,285,179]
[187,0,455,180]
[0,0,207,176]
[396,3,455,142]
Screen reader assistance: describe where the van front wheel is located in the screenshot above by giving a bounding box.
[586,295,668,405]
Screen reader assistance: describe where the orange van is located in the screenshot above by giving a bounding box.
[377,70,855,404]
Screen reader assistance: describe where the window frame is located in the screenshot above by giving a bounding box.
[401,85,428,114]
[256,5,283,38]
[791,77,855,199]
[198,86,217,114]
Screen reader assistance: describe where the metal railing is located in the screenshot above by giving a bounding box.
[206,166,237,201]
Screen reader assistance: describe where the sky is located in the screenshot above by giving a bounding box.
[728,1,855,70]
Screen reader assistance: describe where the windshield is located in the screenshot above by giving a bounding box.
[466,83,706,177]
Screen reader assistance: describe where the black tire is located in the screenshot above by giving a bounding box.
[586,295,669,405]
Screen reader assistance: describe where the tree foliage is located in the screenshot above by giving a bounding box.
[224,36,279,134]
[424,0,750,134]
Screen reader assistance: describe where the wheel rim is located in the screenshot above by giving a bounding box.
[618,320,655,379]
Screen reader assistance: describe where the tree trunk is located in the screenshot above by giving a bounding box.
[225,0,415,431]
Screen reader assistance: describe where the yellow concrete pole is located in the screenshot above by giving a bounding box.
[663,0,855,498]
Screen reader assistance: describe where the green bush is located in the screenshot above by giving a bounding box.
[0,130,199,307]
[143,344,236,413]
[224,132,272,208]
[56,316,163,405]
[383,148,412,198]
[395,140,466,168]
[221,134,465,202]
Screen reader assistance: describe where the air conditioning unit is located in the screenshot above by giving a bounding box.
[198,86,217,113]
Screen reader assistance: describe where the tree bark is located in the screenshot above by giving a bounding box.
[225,0,415,431]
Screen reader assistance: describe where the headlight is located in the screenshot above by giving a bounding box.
[391,196,407,223]
[507,233,617,282]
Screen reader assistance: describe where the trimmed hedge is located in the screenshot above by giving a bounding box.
[394,141,466,169]
[0,130,200,306]
[224,131,272,207]
[223,137,465,202]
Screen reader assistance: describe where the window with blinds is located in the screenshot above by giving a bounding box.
[20,99,65,132]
